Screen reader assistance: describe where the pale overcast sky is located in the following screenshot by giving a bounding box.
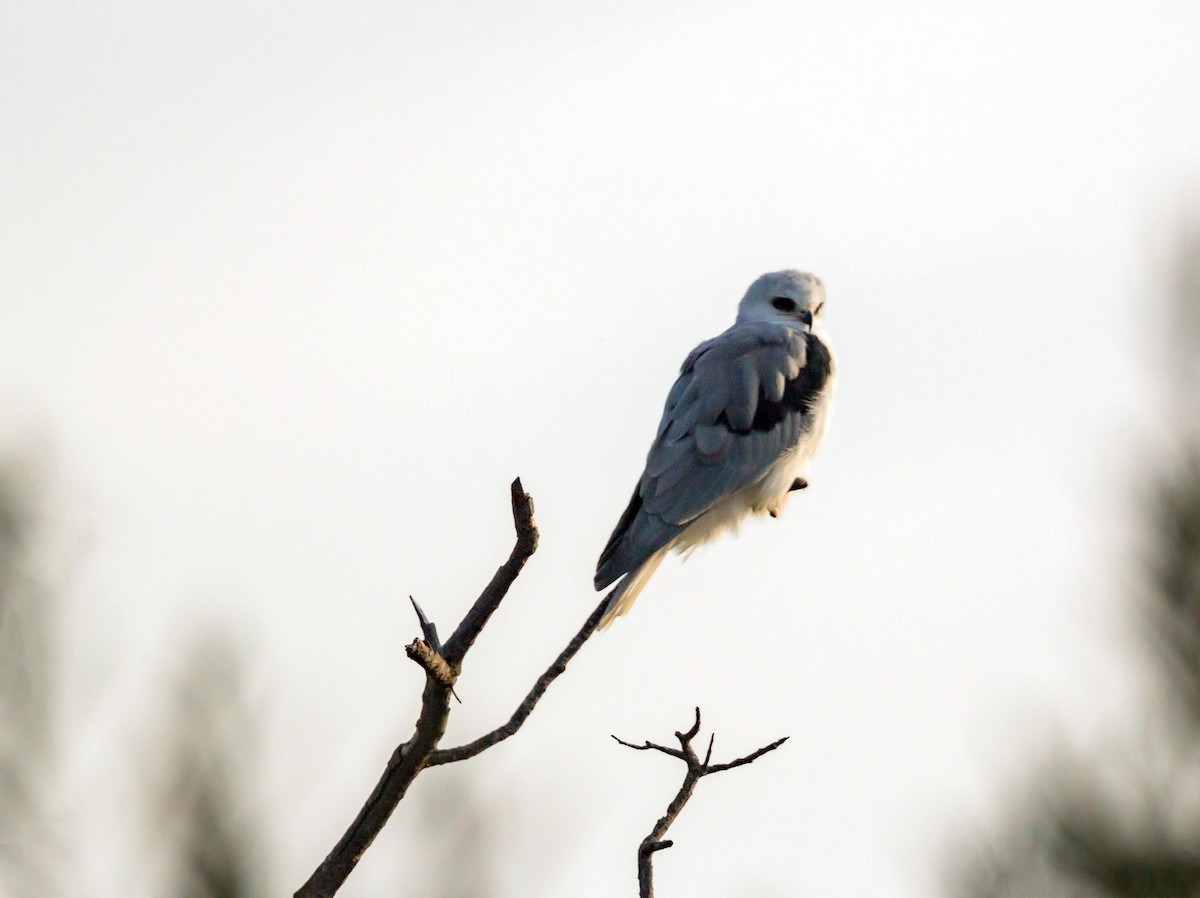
[4,1,1200,896]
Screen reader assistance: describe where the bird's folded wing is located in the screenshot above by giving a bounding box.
[596,320,829,589]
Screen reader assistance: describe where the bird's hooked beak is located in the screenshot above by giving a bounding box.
[798,309,814,331]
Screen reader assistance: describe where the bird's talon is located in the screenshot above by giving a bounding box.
[789,477,808,492]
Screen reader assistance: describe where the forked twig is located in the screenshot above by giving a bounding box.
[614,708,788,898]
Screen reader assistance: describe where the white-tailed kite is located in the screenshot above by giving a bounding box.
[595,270,836,627]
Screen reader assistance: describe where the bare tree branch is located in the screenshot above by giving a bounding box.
[297,479,785,898]
[614,708,788,898]
[610,735,688,763]
[296,479,613,897]
[295,478,542,898]
[706,738,790,774]
[441,481,539,667]
[294,657,455,898]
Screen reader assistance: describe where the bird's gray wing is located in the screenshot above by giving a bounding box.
[595,320,832,589]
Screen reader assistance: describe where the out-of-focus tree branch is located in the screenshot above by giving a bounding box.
[614,708,787,898]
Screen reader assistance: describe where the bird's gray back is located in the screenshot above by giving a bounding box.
[596,320,833,589]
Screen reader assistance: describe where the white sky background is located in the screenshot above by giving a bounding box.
[4,1,1200,896]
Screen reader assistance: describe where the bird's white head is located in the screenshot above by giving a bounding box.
[736,270,827,332]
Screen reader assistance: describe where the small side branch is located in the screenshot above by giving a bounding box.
[614,708,787,898]
[405,639,456,689]
[428,593,609,765]
[406,598,460,702]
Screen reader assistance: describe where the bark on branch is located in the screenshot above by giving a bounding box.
[614,708,788,898]
[295,478,604,898]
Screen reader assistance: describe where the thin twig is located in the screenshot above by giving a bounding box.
[678,707,702,743]
[614,708,787,898]
[428,593,609,765]
[609,735,688,762]
[706,737,789,774]
[408,595,442,653]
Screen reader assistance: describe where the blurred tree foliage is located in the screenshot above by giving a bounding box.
[409,772,501,898]
[152,633,264,898]
[0,447,269,898]
[0,445,502,898]
[0,451,57,898]
[948,228,1200,898]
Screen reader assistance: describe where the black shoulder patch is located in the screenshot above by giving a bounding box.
[718,332,833,434]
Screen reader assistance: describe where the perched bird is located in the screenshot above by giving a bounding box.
[595,270,836,627]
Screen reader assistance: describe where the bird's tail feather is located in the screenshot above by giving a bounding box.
[598,546,669,629]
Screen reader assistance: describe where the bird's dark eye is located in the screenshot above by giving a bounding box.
[813,301,824,315]
[771,297,796,312]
